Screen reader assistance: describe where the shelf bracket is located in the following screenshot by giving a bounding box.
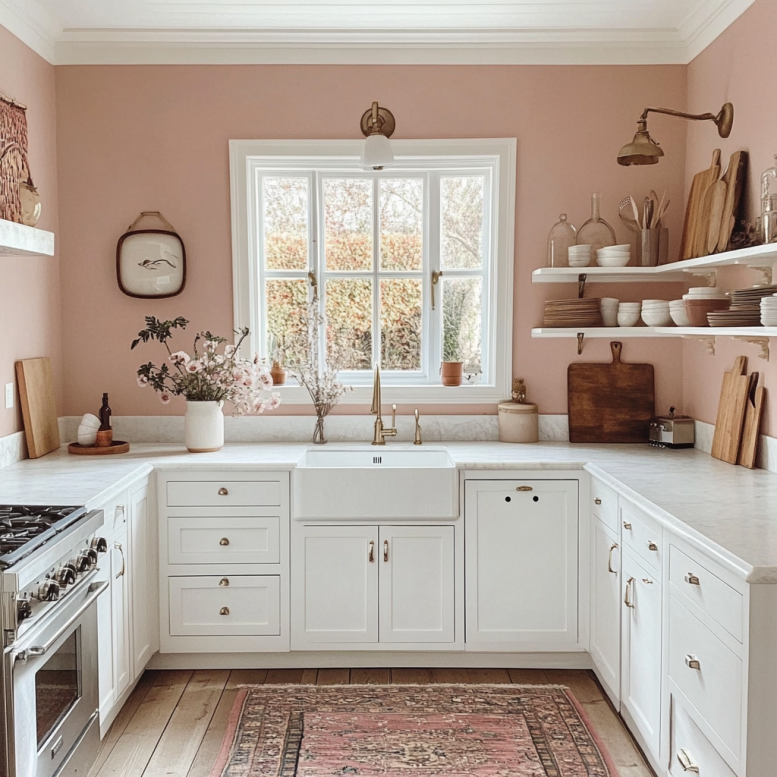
[683,271,717,286]
[682,335,716,356]
[578,273,587,299]
[577,332,585,355]
[752,266,773,286]
[734,337,770,361]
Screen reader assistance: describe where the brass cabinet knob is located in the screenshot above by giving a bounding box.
[218,487,229,496]
[220,537,230,546]
[685,572,701,586]
[647,541,658,552]
[219,578,229,586]
[220,607,230,616]
[623,522,632,530]
[594,498,602,505]
[676,748,700,773]
[516,486,533,492]
[685,654,701,670]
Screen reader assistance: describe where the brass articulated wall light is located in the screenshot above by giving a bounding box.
[617,102,734,166]
[360,101,395,170]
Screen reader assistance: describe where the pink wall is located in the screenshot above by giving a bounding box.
[683,0,777,435]
[54,63,687,419]
[0,26,61,437]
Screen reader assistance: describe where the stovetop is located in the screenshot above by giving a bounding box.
[0,506,87,569]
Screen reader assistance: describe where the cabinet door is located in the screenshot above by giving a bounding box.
[96,543,115,726]
[130,483,157,679]
[465,480,579,646]
[590,518,621,704]
[621,549,662,759]
[111,527,131,699]
[293,526,378,644]
[378,526,454,643]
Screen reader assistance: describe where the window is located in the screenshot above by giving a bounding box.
[231,140,515,404]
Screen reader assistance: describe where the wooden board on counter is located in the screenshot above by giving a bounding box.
[15,357,60,459]
[568,341,655,443]
[737,377,765,469]
[711,355,749,464]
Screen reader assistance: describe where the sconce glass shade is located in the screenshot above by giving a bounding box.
[361,133,394,170]
[617,126,664,166]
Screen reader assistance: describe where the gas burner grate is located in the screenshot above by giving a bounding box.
[0,505,88,568]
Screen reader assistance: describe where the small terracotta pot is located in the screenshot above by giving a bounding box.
[95,429,113,448]
[270,365,286,386]
[441,361,464,387]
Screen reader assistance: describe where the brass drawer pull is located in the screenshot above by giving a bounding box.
[516,486,533,492]
[368,541,375,563]
[114,542,125,579]
[685,654,701,670]
[676,749,700,773]
[685,572,701,586]
[642,578,654,584]
[219,537,230,546]
[647,541,658,552]
[623,522,632,530]
[624,577,635,608]
[219,578,229,586]
[218,487,229,496]
[594,498,602,505]
[608,543,618,574]
[383,540,389,562]
[220,607,230,616]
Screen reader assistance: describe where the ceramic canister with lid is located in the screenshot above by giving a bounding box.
[498,402,539,443]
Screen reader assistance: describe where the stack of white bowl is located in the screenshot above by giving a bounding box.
[596,245,631,267]
[669,299,691,326]
[683,286,729,301]
[761,294,777,326]
[617,302,641,327]
[641,299,672,326]
[77,413,101,446]
[600,297,620,327]
[568,245,591,268]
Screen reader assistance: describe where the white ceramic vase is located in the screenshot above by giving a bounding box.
[184,400,224,452]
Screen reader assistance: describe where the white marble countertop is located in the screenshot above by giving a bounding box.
[2,441,776,582]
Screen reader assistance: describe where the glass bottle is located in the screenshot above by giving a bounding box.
[547,214,576,267]
[576,192,616,255]
[761,155,777,244]
[99,393,112,431]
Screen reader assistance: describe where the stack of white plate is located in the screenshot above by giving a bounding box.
[669,299,691,326]
[641,300,671,326]
[683,286,729,301]
[761,295,777,326]
[596,245,631,267]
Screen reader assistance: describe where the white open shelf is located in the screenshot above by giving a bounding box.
[532,326,777,339]
[0,217,55,258]
[532,244,777,284]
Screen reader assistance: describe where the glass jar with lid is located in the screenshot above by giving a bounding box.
[547,214,576,267]
[761,155,777,243]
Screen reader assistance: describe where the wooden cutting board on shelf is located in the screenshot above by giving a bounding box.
[692,149,721,259]
[737,373,766,469]
[711,355,749,464]
[15,357,60,459]
[717,150,749,252]
[568,341,655,443]
[706,180,727,255]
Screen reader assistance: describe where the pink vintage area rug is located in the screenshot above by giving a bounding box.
[210,684,620,776]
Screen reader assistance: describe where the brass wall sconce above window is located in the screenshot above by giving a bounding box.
[360,101,395,170]
[617,102,734,166]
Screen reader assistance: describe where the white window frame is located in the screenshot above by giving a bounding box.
[230,138,515,405]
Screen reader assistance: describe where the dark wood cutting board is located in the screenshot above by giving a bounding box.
[568,341,655,443]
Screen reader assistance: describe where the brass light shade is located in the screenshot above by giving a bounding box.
[617,102,734,166]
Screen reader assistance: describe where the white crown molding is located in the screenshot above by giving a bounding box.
[0,0,757,66]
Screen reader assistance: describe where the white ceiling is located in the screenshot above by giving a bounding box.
[0,0,756,65]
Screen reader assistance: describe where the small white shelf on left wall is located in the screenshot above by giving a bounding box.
[0,218,55,257]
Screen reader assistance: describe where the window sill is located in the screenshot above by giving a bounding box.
[271,384,508,405]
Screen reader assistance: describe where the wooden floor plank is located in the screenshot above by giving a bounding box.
[186,688,239,777]
[317,668,350,685]
[391,668,432,684]
[467,668,511,684]
[301,669,319,684]
[429,667,470,684]
[351,668,390,684]
[508,669,549,685]
[143,670,230,777]
[90,671,160,777]
[93,670,193,777]
[225,669,267,690]
[265,668,305,684]
[544,669,602,703]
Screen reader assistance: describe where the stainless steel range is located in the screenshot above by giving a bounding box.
[0,505,107,777]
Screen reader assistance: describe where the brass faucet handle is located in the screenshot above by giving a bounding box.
[391,403,397,429]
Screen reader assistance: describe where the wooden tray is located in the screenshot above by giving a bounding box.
[68,441,130,456]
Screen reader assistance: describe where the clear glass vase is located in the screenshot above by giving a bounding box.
[547,214,576,267]
[761,156,777,244]
[313,414,327,444]
[576,193,616,256]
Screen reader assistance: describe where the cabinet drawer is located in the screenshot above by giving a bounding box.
[166,480,281,507]
[169,575,280,636]
[167,516,280,565]
[669,595,742,759]
[669,545,743,643]
[669,696,735,777]
[591,479,618,533]
[621,502,662,571]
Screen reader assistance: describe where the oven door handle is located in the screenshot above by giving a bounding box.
[12,580,109,664]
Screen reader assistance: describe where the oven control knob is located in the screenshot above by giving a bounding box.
[57,564,77,587]
[38,580,60,601]
[16,599,32,622]
[73,554,91,573]
[91,537,108,553]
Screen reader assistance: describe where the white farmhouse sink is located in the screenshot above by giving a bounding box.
[293,446,458,520]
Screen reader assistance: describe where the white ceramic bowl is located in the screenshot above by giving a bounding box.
[686,287,726,297]
[617,301,641,308]
[617,310,641,327]
[600,298,620,327]
[683,292,728,301]
[596,255,631,267]
[670,308,691,326]
[568,244,591,254]
[77,425,98,446]
[568,257,591,267]
[641,309,672,326]
[80,413,101,429]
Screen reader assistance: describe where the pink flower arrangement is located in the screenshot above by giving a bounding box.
[131,316,281,416]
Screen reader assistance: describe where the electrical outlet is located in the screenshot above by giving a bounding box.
[5,383,13,410]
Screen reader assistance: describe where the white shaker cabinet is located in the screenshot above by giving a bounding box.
[621,548,662,760]
[590,518,621,705]
[111,525,132,703]
[464,479,579,649]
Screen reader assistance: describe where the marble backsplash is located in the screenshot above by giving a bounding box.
[0,431,26,468]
